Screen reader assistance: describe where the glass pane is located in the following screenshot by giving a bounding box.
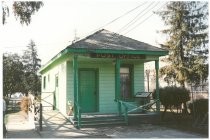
[120,67,131,100]
[55,76,58,87]
[120,67,129,73]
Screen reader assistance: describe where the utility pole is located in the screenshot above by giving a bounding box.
[146,69,150,92]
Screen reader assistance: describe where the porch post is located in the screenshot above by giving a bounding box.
[155,59,160,112]
[115,58,121,115]
[73,55,78,119]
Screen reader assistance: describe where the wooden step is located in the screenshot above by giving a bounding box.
[69,115,126,127]
[80,121,126,127]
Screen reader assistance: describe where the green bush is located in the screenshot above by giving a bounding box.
[188,98,208,117]
[153,86,190,108]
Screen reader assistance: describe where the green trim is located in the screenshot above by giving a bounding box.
[131,66,134,98]
[73,55,78,119]
[39,47,168,74]
[67,48,168,55]
[39,53,70,74]
[115,58,121,100]
[155,60,160,112]
[115,58,121,115]
[95,69,99,112]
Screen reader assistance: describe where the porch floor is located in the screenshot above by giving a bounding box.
[68,111,160,128]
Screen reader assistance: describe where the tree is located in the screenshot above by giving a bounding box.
[157,2,208,87]
[22,40,41,73]
[2,1,44,25]
[188,98,208,123]
[3,40,42,97]
[3,53,26,97]
[22,40,41,94]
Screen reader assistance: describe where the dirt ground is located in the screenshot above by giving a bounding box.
[6,110,208,138]
[155,112,208,136]
[39,111,208,138]
[79,124,207,138]
[79,113,208,138]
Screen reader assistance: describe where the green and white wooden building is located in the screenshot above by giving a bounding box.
[39,29,168,127]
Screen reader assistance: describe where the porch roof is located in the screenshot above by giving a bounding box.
[39,29,168,73]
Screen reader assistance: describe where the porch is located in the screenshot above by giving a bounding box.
[71,89,160,128]
[69,109,160,128]
[72,54,161,128]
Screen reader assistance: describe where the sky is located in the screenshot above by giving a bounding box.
[1,0,167,65]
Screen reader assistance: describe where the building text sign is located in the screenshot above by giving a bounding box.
[90,53,146,59]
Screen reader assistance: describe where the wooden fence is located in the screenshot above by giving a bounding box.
[7,98,22,112]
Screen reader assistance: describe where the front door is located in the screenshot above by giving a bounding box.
[79,69,98,113]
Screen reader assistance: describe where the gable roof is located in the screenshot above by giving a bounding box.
[69,29,167,52]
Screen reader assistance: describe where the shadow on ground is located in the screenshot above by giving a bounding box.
[34,111,208,138]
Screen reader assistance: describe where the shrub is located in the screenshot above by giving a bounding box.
[153,86,190,119]
[153,86,190,107]
[188,98,208,117]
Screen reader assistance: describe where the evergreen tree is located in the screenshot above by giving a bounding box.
[22,40,41,94]
[157,1,208,87]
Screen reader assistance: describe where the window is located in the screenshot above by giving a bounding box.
[48,74,50,82]
[43,76,46,89]
[55,76,59,87]
[120,66,133,100]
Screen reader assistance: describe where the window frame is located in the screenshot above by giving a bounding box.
[120,64,134,101]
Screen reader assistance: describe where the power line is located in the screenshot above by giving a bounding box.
[99,1,148,29]
[71,1,166,49]
[117,2,159,34]
[3,2,166,52]
[123,3,166,35]
[78,1,148,40]
[119,2,161,35]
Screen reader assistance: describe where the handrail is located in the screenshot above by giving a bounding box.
[117,100,128,125]
[126,99,159,113]
[74,101,81,129]
[116,98,159,125]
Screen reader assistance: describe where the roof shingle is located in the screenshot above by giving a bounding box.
[69,29,166,52]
